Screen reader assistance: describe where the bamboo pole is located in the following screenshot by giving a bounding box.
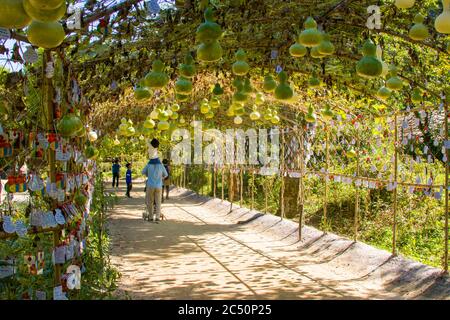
[280,128,285,220]
[240,166,243,207]
[221,166,224,202]
[44,50,61,286]
[251,168,255,211]
[229,165,234,212]
[354,131,360,241]
[298,128,305,239]
[444,102,448,272]
[392,114,398,256]
[213,165,216,198]
[324,128,329,229]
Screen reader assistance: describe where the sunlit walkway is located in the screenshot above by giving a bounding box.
[107,182,450,300]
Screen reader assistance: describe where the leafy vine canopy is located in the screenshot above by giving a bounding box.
[2,0,449,135]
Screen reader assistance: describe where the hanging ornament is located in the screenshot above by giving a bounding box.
[394,0,415,9]
[435,0,450,34]
[409,14,429,41]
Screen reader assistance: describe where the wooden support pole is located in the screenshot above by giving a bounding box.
[240,166,243,207]
[229,166,234,212]
[392,114,398,256]
[323,128,329,229]
[298,128,305,239]
[251,168,255,211]
[280,128,285,220]
[444,101,448,272]
[221,166,224,202]
[213,165,216,198]
[354,131,360,241]
[44,50,61,286]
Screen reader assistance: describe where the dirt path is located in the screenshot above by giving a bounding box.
[108,181,449,300]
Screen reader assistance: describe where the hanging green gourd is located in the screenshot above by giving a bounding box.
[395,0,415,9]
[411,88,423,103]
[134,86,151,100]
[213,83,224,95]
[171,111,179,120]
[263,75,277,92]
[376,86,392,101]
[409,14,429,40]
[158,110,169,122]
[243,78,253,93]
[250,106,261,120]
[175,76,193,95]
[317,33,335,56]
[435,0,450,34]
[196,8,223,62]
[310,46,325,59]
[179,53,196,78]
[308,73,321,88]
[232,49,250,76]
[386,65,403,91]
[356,39,383,79]
[57,112,83,137]
[321,105,333,121]
[176,93,189,102]
[85,145,99,160]
[298,17,322,47]
[376,45,389,77]
[305,106,316,123]
[274,71,293,100]
[144,60,169,89]
[232,78,248,103]
[289,42,307,57]
[234,107,245,116]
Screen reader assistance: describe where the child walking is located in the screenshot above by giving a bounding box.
[125,163,132,198]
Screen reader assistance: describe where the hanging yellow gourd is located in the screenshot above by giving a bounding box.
[150,109,160,120]
[232,78,248,103]
[356,39,383,79]
[255,92,265,105]
[158,121,170,131]
[298,17,322,47]
[264,109,273,121]
[171,103,181,112]
[263,75,277,93]
[271,111,280,124]
[305,106,316,123]
[226,106,235,117]
[196,8,223,62]
[274,71,294,100]
[321,105,333,121]
[144,60,169,89]
[386,65,403,91]
[179,53,196,78]
[144,117,156,129]
[411,88,423,103]
[435,0,450,34]
[0,0,31,29]
[210,96,220,108]
[232,49,250,76]
[250,106,261,121]
[394,0,415,9]
[200,99,210,114]
[289,42,307,57]
[317,33,335,56]
[234,116,243,125]
[409,14,429,41]
[376,86,392,101]
[205,110,214,119]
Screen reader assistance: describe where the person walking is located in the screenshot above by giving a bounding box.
[142,139,168,223]
[125,163,132,198]
[161,159,170,202]
[112,158,121,188]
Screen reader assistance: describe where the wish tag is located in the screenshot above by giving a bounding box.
[57,189,65,203]
[2,216,16,234]
[23,46,38,64]
[35,290,46,300]
[53,286,68,300]
[275,65,282,74]
[434,192,442,200]
[15,220,27,237]
[445,140,450,149]
[67,265,81,290]
[0,28,10,40]
[46,211,57,228]
[53,246,66,264]
[66,241,74,260]
[54,209,65,225]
